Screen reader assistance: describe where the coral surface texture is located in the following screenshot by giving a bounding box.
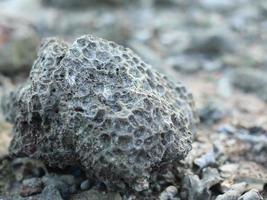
[5,35,196,191]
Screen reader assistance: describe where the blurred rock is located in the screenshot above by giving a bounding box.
[220,162,267,191]
[238,189,264,200]
[231,68,267,102]
[0,15,39,76]
[185,31,235,58]
[41,185,63,200]
[182,168,222,200]
[169,55,201,74]
[159,186,178,200]
[70,189,122,200]
[0,121,12,157]
[42,0,191,8]
[42,0,125,8]
[215,182,248,200]
[20,177,44,197]
[154,0,190,6]
[80,180,92,191]
[217,75,232,98]
[200,0,238,11]
[0,74,13,89]
[12,158,47,181]
[0,158,15,195]
[128,39,163,71]
[42,174,78,199]
[199,103,226,125]
[194,145,221,169]
[218,124,267,168]
[37,12,131,46]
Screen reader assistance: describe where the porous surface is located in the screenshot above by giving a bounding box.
[5,35,197,191]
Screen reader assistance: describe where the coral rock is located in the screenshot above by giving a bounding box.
[5,35,197,191]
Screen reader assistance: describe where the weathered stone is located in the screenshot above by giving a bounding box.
[5,35,197,191]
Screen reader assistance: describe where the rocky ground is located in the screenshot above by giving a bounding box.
[0,0,267,199]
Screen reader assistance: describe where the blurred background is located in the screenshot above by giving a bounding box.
[0,0,267,198]
[1,0,267,77]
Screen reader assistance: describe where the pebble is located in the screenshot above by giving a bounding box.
[231,68,267,102]
[169,55,201,74]
[70,189,122,200]
[159,185,178,200]
[199,103,225,125]
[0,14,39,76]
[11,158,47,181]
[238,189,264,200]
[185,32,234,57]
[41,185,63,200]
[215,182,248,200]
[80,179,91,191]
[42,0,123,8]
[20,177,44,197]
[182,168,222,200]
[42,174,77,199]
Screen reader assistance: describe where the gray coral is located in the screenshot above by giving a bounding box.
[5,35,197,191]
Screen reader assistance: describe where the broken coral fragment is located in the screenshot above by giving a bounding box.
[4,35,197,191]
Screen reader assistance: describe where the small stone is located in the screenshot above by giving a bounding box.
[182,168,222,200]
[0,158,14,195]
[70,189,122,200]
[199,103,226,125]
[0,14,39,76]
[193,145,222,169]
[185,32,234,57]
[95,181,107,191]
[159,185,178,200]
[238,189,263,200]
[42,174,77,199]
[11,158,47,181]
[220,161,267,191]
[41,185,63,200]
[20,177,44,197]
[80,180,91,191]
[169,55,201,74]
[58,175,76,186]
[231,68,267,102]
[0,121,12,157]
[200,0,236,10]
[42,0,124,8]
[215,182,248,200]
[133,178,149,192]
